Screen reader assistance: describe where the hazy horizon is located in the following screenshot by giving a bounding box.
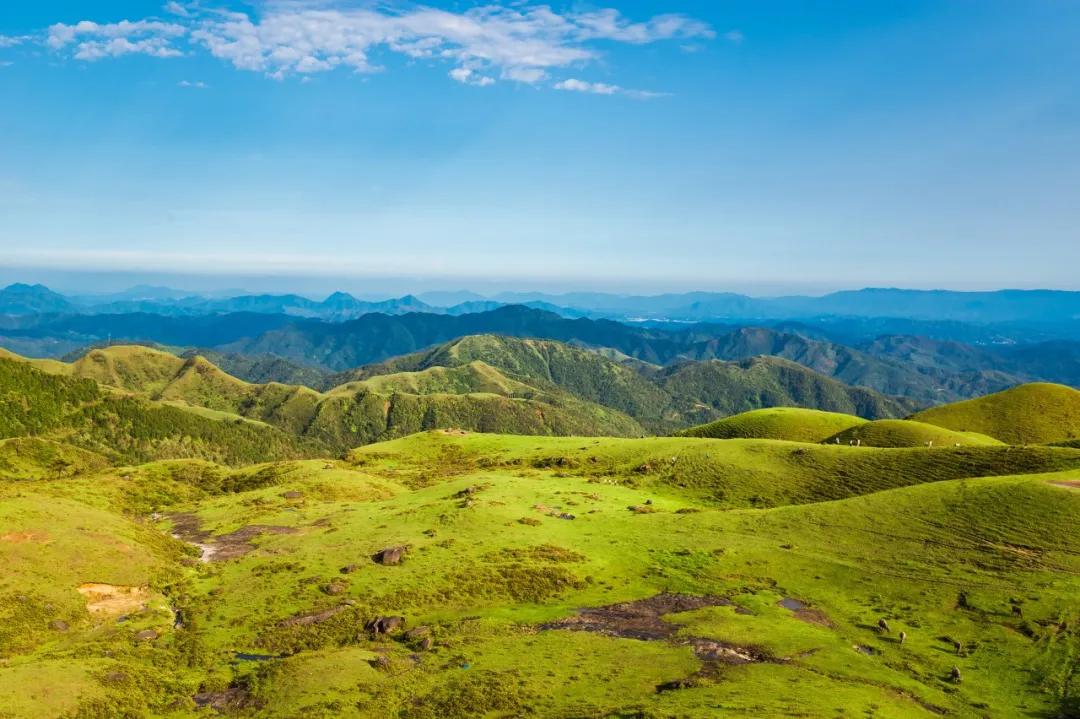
[3,266,1080,302]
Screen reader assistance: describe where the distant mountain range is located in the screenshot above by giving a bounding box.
[2,284,1079,411]
[5,282,1080,327]
[4,303,1078,408]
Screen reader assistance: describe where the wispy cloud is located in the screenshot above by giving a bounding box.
[178,79,208,88]
[554,78,667,100]
[34,2,712,92]
[0,35,32,48]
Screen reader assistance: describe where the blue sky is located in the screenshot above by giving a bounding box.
[1,0,1078,295]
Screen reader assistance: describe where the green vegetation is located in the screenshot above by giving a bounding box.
[913,382,1080,444]
[677,407,867,443]
[0,356,322,465]
[2,428,1078,718]
[823,419,1004,448]
[3,339,1080,718]
[348,335,913,432]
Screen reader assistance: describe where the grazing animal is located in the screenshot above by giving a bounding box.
[878,618,890,634]
[898,631,907,645]
[856,439,861,447]
[954,640,964,656]
[1012,605,1024,618]
[950,666,962,682]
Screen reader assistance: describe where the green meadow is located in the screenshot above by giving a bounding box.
[2,348,1080,717]
[2,428,1079,718]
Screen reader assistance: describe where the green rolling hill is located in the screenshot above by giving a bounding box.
[912,382,1080,444]
[677,407,867,443]
[345,335,913,431]
[3,345,647,452]
[823,419,1004,448]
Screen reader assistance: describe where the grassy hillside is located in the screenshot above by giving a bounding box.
[913,382,1080,444]
[677,407,867,443]
[352,431,1080,508]
[351,335,912,431]
[5,346,647,451]
[0,356,324,465]
[344,334,676,422]
[656,356,913,425]
[3,430,1079,718]
[824,419,1004,448]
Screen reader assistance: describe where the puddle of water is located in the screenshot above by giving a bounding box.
[779,597,806,611]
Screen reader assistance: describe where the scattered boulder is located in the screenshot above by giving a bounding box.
[282,490,304,500]
[50,620,69,632]
[656,678,697,693]
[322,581,347,596]
[404,626,431,641]
[372,546,408,566]
[340,564,361,575]
[134,629,159,641]
[366,615,406,635]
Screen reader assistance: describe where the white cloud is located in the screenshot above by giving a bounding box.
[164,2,193,18]
[48,19,187,59]
[554,77,668,100]
[449,67,495,87]
[724,30,744,44]
[555,78,619,95]
[502,66,548,84]
[38,4,712,90]
[0,35,32,48]
[178,79,208,88]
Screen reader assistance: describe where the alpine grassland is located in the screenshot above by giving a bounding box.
[2,345,1079,718]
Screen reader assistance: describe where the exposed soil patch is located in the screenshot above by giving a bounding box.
[168,513,296,562]
[193,687,253,712]
[1050,480,1080,490]
[541,593,772,671]
[77,583,150,618]
[779,597,835,628]
[279,606,346,628]
[0,531,49,543]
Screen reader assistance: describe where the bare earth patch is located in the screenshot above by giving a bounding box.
[0,531,49,543]
[779,597,835,628]
[169,513,296,562]
[77,583,150,617]
[541,593,772,671]
[1050,479,1080,490]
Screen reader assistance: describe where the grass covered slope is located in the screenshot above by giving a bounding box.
[0,356,324,465]
[913,382,1080,444]
[352,431,1080,508]
[4,345,648,451]
[823,419,1004,448]
[654,356,914,426]
[677,407,867,443]
[4,431,1079,718]
[350,335,913,431]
